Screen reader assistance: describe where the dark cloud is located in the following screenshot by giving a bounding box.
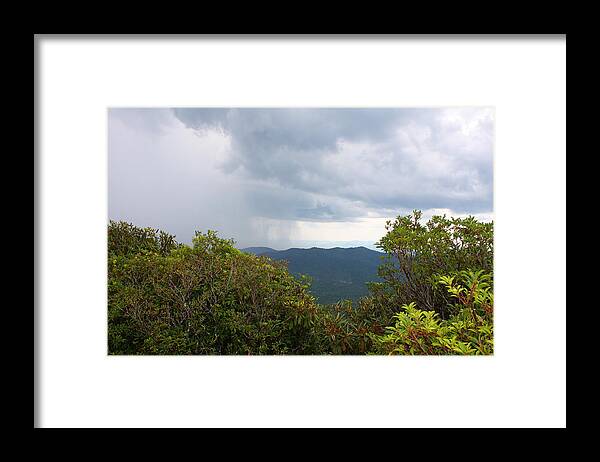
[172,108,494,218]
[296,203,335,221]
[109,107,493,248]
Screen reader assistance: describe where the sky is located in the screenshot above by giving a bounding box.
[108,108,494,250]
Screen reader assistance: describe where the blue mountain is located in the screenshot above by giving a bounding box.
[241,246,385,305]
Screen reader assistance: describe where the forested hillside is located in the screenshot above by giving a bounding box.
[242,246,384,304]
[108,210,493,355]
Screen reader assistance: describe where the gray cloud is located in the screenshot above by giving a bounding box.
[173,108,493,216]
[109,107,493,248]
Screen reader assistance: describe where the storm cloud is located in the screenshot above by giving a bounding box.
[109,108,493,249]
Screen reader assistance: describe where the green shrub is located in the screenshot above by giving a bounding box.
[375,210,493,319]
[108,222,325,355]
[107,213,494,356]
[370,270,493,355]
[108,220,179,257]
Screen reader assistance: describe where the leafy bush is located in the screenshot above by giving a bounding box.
[108,220,180,257]
[375,210,493,319]
[108,223,325,355]
[370,270,493,355]
[108,211,494,355]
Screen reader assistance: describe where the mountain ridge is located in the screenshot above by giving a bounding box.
[241,246,384,304]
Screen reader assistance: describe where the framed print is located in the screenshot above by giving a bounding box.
[35,35,566,428]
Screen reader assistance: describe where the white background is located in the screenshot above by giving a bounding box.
[36,36,566,428]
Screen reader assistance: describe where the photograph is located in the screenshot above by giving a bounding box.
[108,107,494,355]
[36,35,566,429]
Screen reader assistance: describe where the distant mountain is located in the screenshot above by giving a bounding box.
[241,246,277,255]
[242,246,385,305]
